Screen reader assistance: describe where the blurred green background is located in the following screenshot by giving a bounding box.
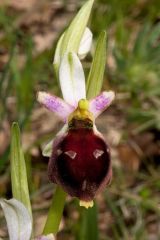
[0,0,160,239]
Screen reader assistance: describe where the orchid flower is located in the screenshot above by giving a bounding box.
[37,52,115,209]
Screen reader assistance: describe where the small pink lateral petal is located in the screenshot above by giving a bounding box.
[37,91,74,121]
[89,91,115,118]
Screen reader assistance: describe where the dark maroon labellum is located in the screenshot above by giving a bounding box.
[48,118,112,201]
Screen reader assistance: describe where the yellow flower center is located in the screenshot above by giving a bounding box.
[78,99,89,110]
[68,99,94,123]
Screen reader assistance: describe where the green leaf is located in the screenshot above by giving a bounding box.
[87,31,107,99]
[60,0,94,56]
[0,198,32,240]
[10,122,32,220]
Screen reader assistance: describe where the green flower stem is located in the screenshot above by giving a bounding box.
[43,186,67,235]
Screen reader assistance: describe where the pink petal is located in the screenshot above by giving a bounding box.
[37,91,74,122]
[89,91,115,118]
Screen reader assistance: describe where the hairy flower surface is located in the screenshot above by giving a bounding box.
[38,40,115,208]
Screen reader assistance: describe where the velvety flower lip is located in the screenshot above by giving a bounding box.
[48,127,112,201]
[37,50,115,208]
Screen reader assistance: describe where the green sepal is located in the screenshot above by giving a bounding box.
[87,31,107,99]
[60,0,94,56]
[53,32,65,78]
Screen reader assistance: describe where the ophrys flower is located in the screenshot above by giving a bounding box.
[37,51,115,208]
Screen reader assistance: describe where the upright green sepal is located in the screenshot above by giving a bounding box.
[53,32,65,78]
[10,122,32,220]
[87,31,107,99]
[60,0,94,56]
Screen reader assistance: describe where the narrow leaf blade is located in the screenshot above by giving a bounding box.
[10,122,32,219]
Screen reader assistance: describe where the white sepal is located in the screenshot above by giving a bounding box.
[89,91,115,118]
[59,52,86,106]
[42,124,68,157]
[0,198,32,240]
[78,27,93,59]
